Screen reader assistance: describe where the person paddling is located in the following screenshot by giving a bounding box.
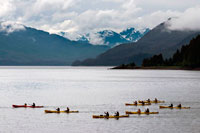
[177,104,182,108]
[141,101,145,106]
[65,107,70,112]
[155,98,158,103]
[134,101,138,105]
[147,99,150,103]
[169,103,173,107]
[137,109,141,114]
[104,112,109,117]
[32,103,35,107]
[145,108,150,113]
[56,108,60,112]
[24,103,27,106]
[115,111,119,116]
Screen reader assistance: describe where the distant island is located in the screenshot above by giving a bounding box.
[113,35,200,70]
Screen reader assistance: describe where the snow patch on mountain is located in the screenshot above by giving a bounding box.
[59,27,150,47]
[0,21,26,34]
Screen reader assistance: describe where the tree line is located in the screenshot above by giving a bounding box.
[142,35,200,68]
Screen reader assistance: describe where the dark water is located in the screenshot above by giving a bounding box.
[0,67,200,133]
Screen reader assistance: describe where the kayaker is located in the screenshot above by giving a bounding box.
[137,109,141,114]
[155,98,158,103]
[32,103,35,107]
[169,103,173,107]
[134,101,137,105]
[177,104,182,108]
[104,112,109,117]
[145,108,150,113]
[24,103,27,106]
[56,108,60,112]
[115,111,119,116]
[65,107,70,112]
[141,101,145,106]
[147,99,150,103]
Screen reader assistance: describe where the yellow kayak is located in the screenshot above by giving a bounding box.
[93,115,129,119]
[138,100,165,103]
[159,106,190,109]
[126,111,159,114]
[125,103,151,106]
[44,110,79,113]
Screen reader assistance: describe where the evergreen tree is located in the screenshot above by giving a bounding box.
[142,35,200,68]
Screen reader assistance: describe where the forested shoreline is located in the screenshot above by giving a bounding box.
[113,35,200,70]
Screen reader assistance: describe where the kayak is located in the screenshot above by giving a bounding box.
[126,111,159,114]
[125,103,151,106]
[93,115,129,119]
[12,105,44,108]
[138,100,165,103]
[159,106,190,109]
[44,110,79,113]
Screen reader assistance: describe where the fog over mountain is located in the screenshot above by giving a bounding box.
[0,22,109,65]
[59,28,149,47]
[72,19,200,66]
[167,6,200,31]
[0,0,199,35]
[0,0,200,66]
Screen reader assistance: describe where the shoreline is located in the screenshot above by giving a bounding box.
[111,66,200,71]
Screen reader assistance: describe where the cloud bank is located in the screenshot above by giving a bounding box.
[166,6,200,31]
[0,21,25,33]
[0,0,199,36]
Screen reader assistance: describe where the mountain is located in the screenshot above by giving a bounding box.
[73,30,129,47]
[120,28,150,42]
[97,30,129,47]
[72,20,200,66]
[142,35,200,68]
[59,28,149,47]
[0,22,109,65]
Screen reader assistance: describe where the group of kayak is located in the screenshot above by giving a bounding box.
[94,98,191,119]
[12,103,79,113]
[124,99,161,116]
[93,98,162,119]
[12,98,191,119]
[126,98,164,106]
[93,109,158,119]
[126,98,190,109]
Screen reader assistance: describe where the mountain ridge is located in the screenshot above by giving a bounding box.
[59,28,149,47]
[0,22,109,65]
[72,20,200,66]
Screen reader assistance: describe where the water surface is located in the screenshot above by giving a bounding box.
[0,67,200,133]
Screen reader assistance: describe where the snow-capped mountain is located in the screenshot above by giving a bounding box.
[59,28,150,47]
[97,30,129,47]
[0,21,109,65]
[120,28,150,42]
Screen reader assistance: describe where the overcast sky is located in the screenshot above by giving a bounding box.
[0,0,200,34]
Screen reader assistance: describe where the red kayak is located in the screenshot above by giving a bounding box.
[12,105,44,108]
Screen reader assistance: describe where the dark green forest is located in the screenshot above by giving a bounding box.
[142,35,200,68]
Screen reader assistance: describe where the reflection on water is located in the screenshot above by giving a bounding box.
[0,67,200,132]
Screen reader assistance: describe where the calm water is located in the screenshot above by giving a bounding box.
[0,67,200,133]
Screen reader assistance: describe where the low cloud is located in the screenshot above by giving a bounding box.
[0,21,25,33]
[0,0,200,37]
[166,6,200,31]
[61,31,105,45]
[88,33,105,45]
[0,1,14,17]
